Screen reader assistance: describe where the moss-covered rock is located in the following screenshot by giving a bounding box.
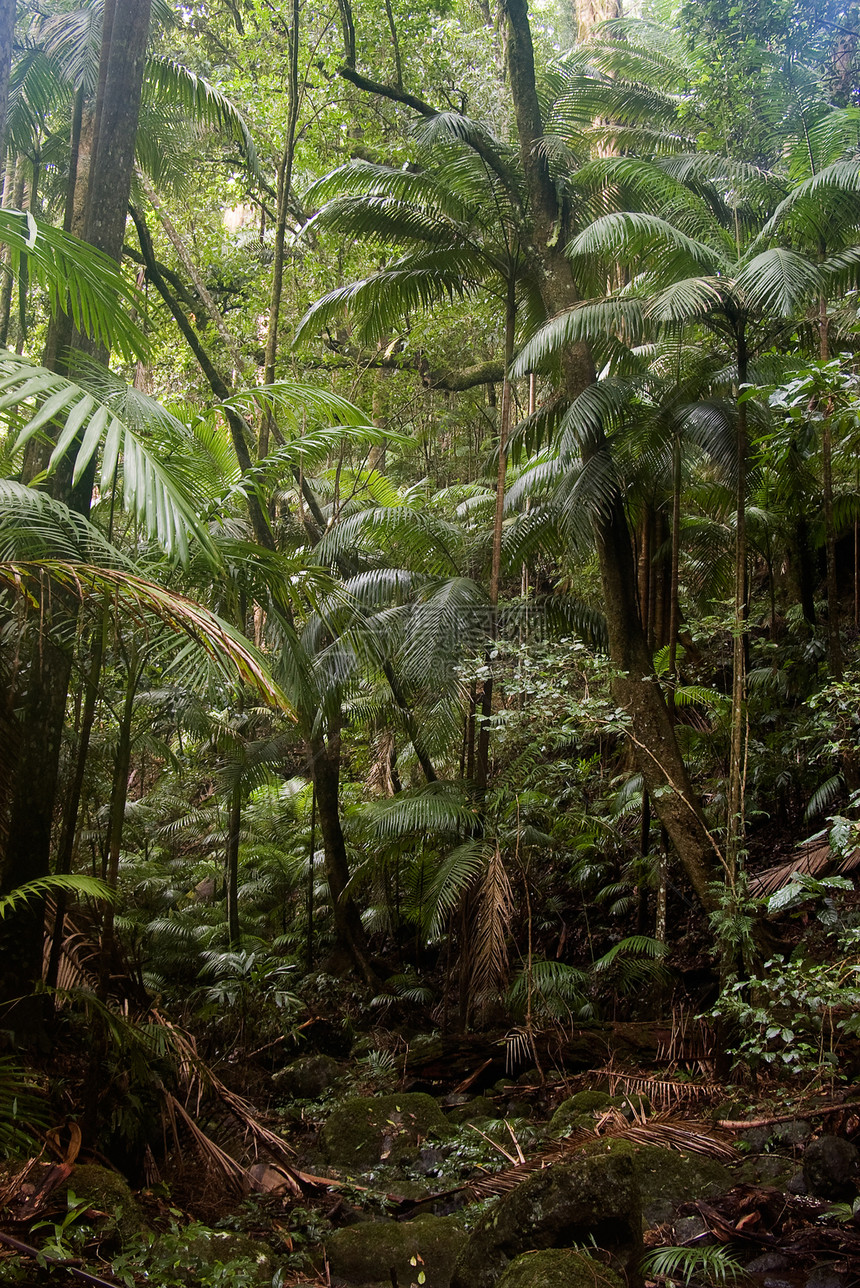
[446,1096,497,1124]
[274,1054,344,1099]
[144,1226,275,1286]
[496,1249,623,1288]
[321,1093,451,1170]
[738,1153,795,1189]
[450,1151,642,1288]
[547,1090,613,1135]
[547,1091,650,1136]
[579,1138,733,1227]
[64,1164,145,1247]
[326,1214,466,1288]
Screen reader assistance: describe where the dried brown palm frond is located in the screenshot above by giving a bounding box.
[749,835,860,898]
[149,1011,305,1190]
[469,844,513,1017]
[595,1067,722,1110]
[367,730,399,796]
[164,1092,252,1193]
[657,1004,717,1068]
[460,1111,738,1202]
[42,901,100,995]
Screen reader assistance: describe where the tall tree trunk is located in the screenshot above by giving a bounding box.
[819,297,843,679]
[502,0,718,909]
[474,278,516,789]
[726,327,748,890]
[0,0,152,1032]
[576,0,621,42]
[46,618,107,995]
[260,0,300,458]
[226,782,242,947]
[98,654,139,999]
[0,0,16,182]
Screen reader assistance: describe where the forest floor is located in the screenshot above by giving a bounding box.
[3,1009,860,1288]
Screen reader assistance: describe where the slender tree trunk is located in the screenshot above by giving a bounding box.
[0,156,25,348]
[819,298,843,679]
[0,0,14,178]
[667,433,682,719]
[226,782,242,946]
[475,278,516,789]
[260,0,300,458]
[306,787,316,972]
[308,734,380,988]
[726,326,748,892]
[46,618,107,995]
[98,654,139,999]
[502,0,718,909]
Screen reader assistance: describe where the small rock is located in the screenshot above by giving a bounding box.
[741,1119,812,1154]
[738,1155,795,1188]
[63,1164,145,1248]
[802,1136,860,1199]
[773,1120,812,1148]
[446,1096,496,1123]
[741,1126,774,1154]
[746,1253,791,1272]
[326,1214,466,1288]
[671,1216,708,1243]
[805,1270,849,1288]
[547,1090,613,1135]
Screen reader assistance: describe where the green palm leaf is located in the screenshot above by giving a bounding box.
[0,352,214,563]
[144,57,263,186]
[0,211,146,360]
[734,248,823,315]
[0,560,293,713]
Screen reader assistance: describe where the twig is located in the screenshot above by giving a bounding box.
[718,1100,860,1129]
[0,1229,118,1287]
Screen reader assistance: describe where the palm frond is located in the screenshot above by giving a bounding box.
[144,58,263,186]
[0,874,114,919]
[0,211,146,360]
[0,352,212,563]
[0,562,293,713]
[359,782,478,841]
[734,248,822,316]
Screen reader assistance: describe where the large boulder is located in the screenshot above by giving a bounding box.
[321,1093,451,1170]
[580,1139,734,1227]
[450,1151,642,1288]
[803,1136,860,1199]
[326,1214,466,1288]
[496,1249,623,1288]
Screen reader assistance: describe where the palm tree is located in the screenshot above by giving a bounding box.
[295,131,544,788]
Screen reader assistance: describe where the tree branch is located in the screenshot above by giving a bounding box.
[337,66,522,205]
[320,333,503,390]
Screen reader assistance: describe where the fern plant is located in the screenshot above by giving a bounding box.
[640,1245,748,1287]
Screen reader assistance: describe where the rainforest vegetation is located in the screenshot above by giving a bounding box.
[3,0,860,1284]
